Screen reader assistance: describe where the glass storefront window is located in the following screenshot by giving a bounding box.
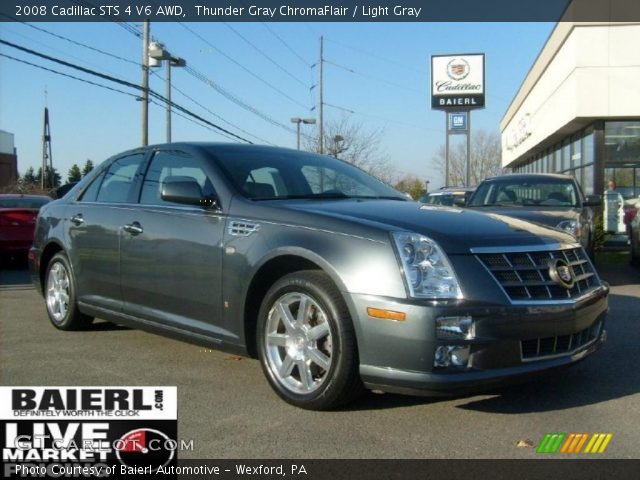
[572,134,582,167]
[562,140,571,171]
[605,121,640,165]
[583,128,594,166]
[583,164,594,195]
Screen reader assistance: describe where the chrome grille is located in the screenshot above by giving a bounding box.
[521,321,602,360]
[477,247,599,302]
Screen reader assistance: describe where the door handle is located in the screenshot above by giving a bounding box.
[70,214,84,226]
[123,222,143,235]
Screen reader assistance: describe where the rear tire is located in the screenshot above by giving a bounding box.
[257,270,363,410]
[44,252,93,330]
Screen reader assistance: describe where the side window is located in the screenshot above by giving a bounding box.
[140,150,214,206]
[78,171,106,202]
[242,167,283,198]
[96,153,145,203]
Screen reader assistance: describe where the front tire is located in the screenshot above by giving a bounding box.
[45,252,93,330]
[257,270,363,410]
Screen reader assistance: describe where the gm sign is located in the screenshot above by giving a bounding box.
[431,54,485,110]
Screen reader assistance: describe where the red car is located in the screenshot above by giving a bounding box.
[0,194,51,258]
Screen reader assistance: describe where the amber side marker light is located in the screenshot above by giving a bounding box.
[367,307,406,321]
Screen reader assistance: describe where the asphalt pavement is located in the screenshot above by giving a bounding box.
[1,257,639,459]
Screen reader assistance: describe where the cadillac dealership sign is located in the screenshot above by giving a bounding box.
[431,54,485,109]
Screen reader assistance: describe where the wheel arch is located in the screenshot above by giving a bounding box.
[39,241,65,294]
[242,249,354,358]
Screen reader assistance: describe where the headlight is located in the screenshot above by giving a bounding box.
[556,219,581,239]
[392,232,462,299]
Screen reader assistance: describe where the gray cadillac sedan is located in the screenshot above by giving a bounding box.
[29,143,609,410]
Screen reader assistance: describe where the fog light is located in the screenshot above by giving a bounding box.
[434,346,451,367]
[450,346,470,366]
[436,316,474,339]
[434,345,471,368]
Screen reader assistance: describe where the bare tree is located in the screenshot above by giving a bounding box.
[303,117,394,183]
[433,129,503,187]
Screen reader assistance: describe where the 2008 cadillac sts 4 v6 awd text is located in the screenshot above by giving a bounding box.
[29,143,609,410]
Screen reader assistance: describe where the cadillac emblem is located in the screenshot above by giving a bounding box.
[447,58,470,80]
[549,258,575,289]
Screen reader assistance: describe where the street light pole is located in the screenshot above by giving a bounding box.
[291,117,316,150]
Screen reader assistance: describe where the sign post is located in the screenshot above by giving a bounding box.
[431,53,485,187]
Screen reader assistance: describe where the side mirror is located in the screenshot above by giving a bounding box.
[161,179,218,209]
[453,197,467,207]
[583,194,602,207]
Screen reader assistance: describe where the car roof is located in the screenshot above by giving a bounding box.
[482,173,573,182]
[0,194,51,199]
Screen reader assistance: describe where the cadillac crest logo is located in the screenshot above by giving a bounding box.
[549,259,575,289]
[447,58,470,80]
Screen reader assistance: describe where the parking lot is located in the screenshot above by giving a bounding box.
[1,256,639,459]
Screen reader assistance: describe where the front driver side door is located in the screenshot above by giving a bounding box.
[119,149,232,343]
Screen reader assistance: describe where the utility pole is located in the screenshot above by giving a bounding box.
[41,92,52,190]
[319,36,324,154]
[141,20,150,146]
[166,58,171,143]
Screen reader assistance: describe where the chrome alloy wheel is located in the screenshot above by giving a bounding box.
[264,292,333,394]
[46,262,70,323]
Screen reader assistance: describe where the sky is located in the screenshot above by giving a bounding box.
[0,21,554,188]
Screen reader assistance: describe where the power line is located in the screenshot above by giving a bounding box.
[183,65,309,139]
[18,21,139,66]
[148,97,239,143]
[223,22,308,88]
[325,37,427,76]
[148,69,275,145]
[179,23,309,109]
[324,59,423,94]
[0,53,139,99]
[0,38,252,144]
[260,22,311,67]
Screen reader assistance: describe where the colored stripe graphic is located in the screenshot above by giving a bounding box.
[585,433,613,454]
[560,433,589,453]
[537,433,565,453]
[538,433,613,454]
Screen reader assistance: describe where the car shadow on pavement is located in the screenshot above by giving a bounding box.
[0,256,32,288]
[348,292,639,413]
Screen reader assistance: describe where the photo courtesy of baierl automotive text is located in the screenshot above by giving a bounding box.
[1,0,639,478]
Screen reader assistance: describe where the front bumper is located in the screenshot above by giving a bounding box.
[346,284,609,396]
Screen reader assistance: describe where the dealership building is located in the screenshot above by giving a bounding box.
[501,21,640,200]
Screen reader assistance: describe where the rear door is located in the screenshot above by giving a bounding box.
[119,148,230,341]
[66,152,147,312]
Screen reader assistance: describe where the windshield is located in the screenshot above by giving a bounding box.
[208,147,407,201]
[0,196,50,209]
[468,178,579,207]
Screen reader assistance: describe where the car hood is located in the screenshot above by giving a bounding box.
[466,206,580,228]
[283,200,574,254]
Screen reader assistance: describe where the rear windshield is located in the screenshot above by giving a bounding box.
[469,178,579,207]
[0,197,51,209]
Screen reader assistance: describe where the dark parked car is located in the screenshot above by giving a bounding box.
[419,187,475,207]
[29,144,608,409]
[0,194,51,258]
[629,200,640,266]
[467,173,601,257]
